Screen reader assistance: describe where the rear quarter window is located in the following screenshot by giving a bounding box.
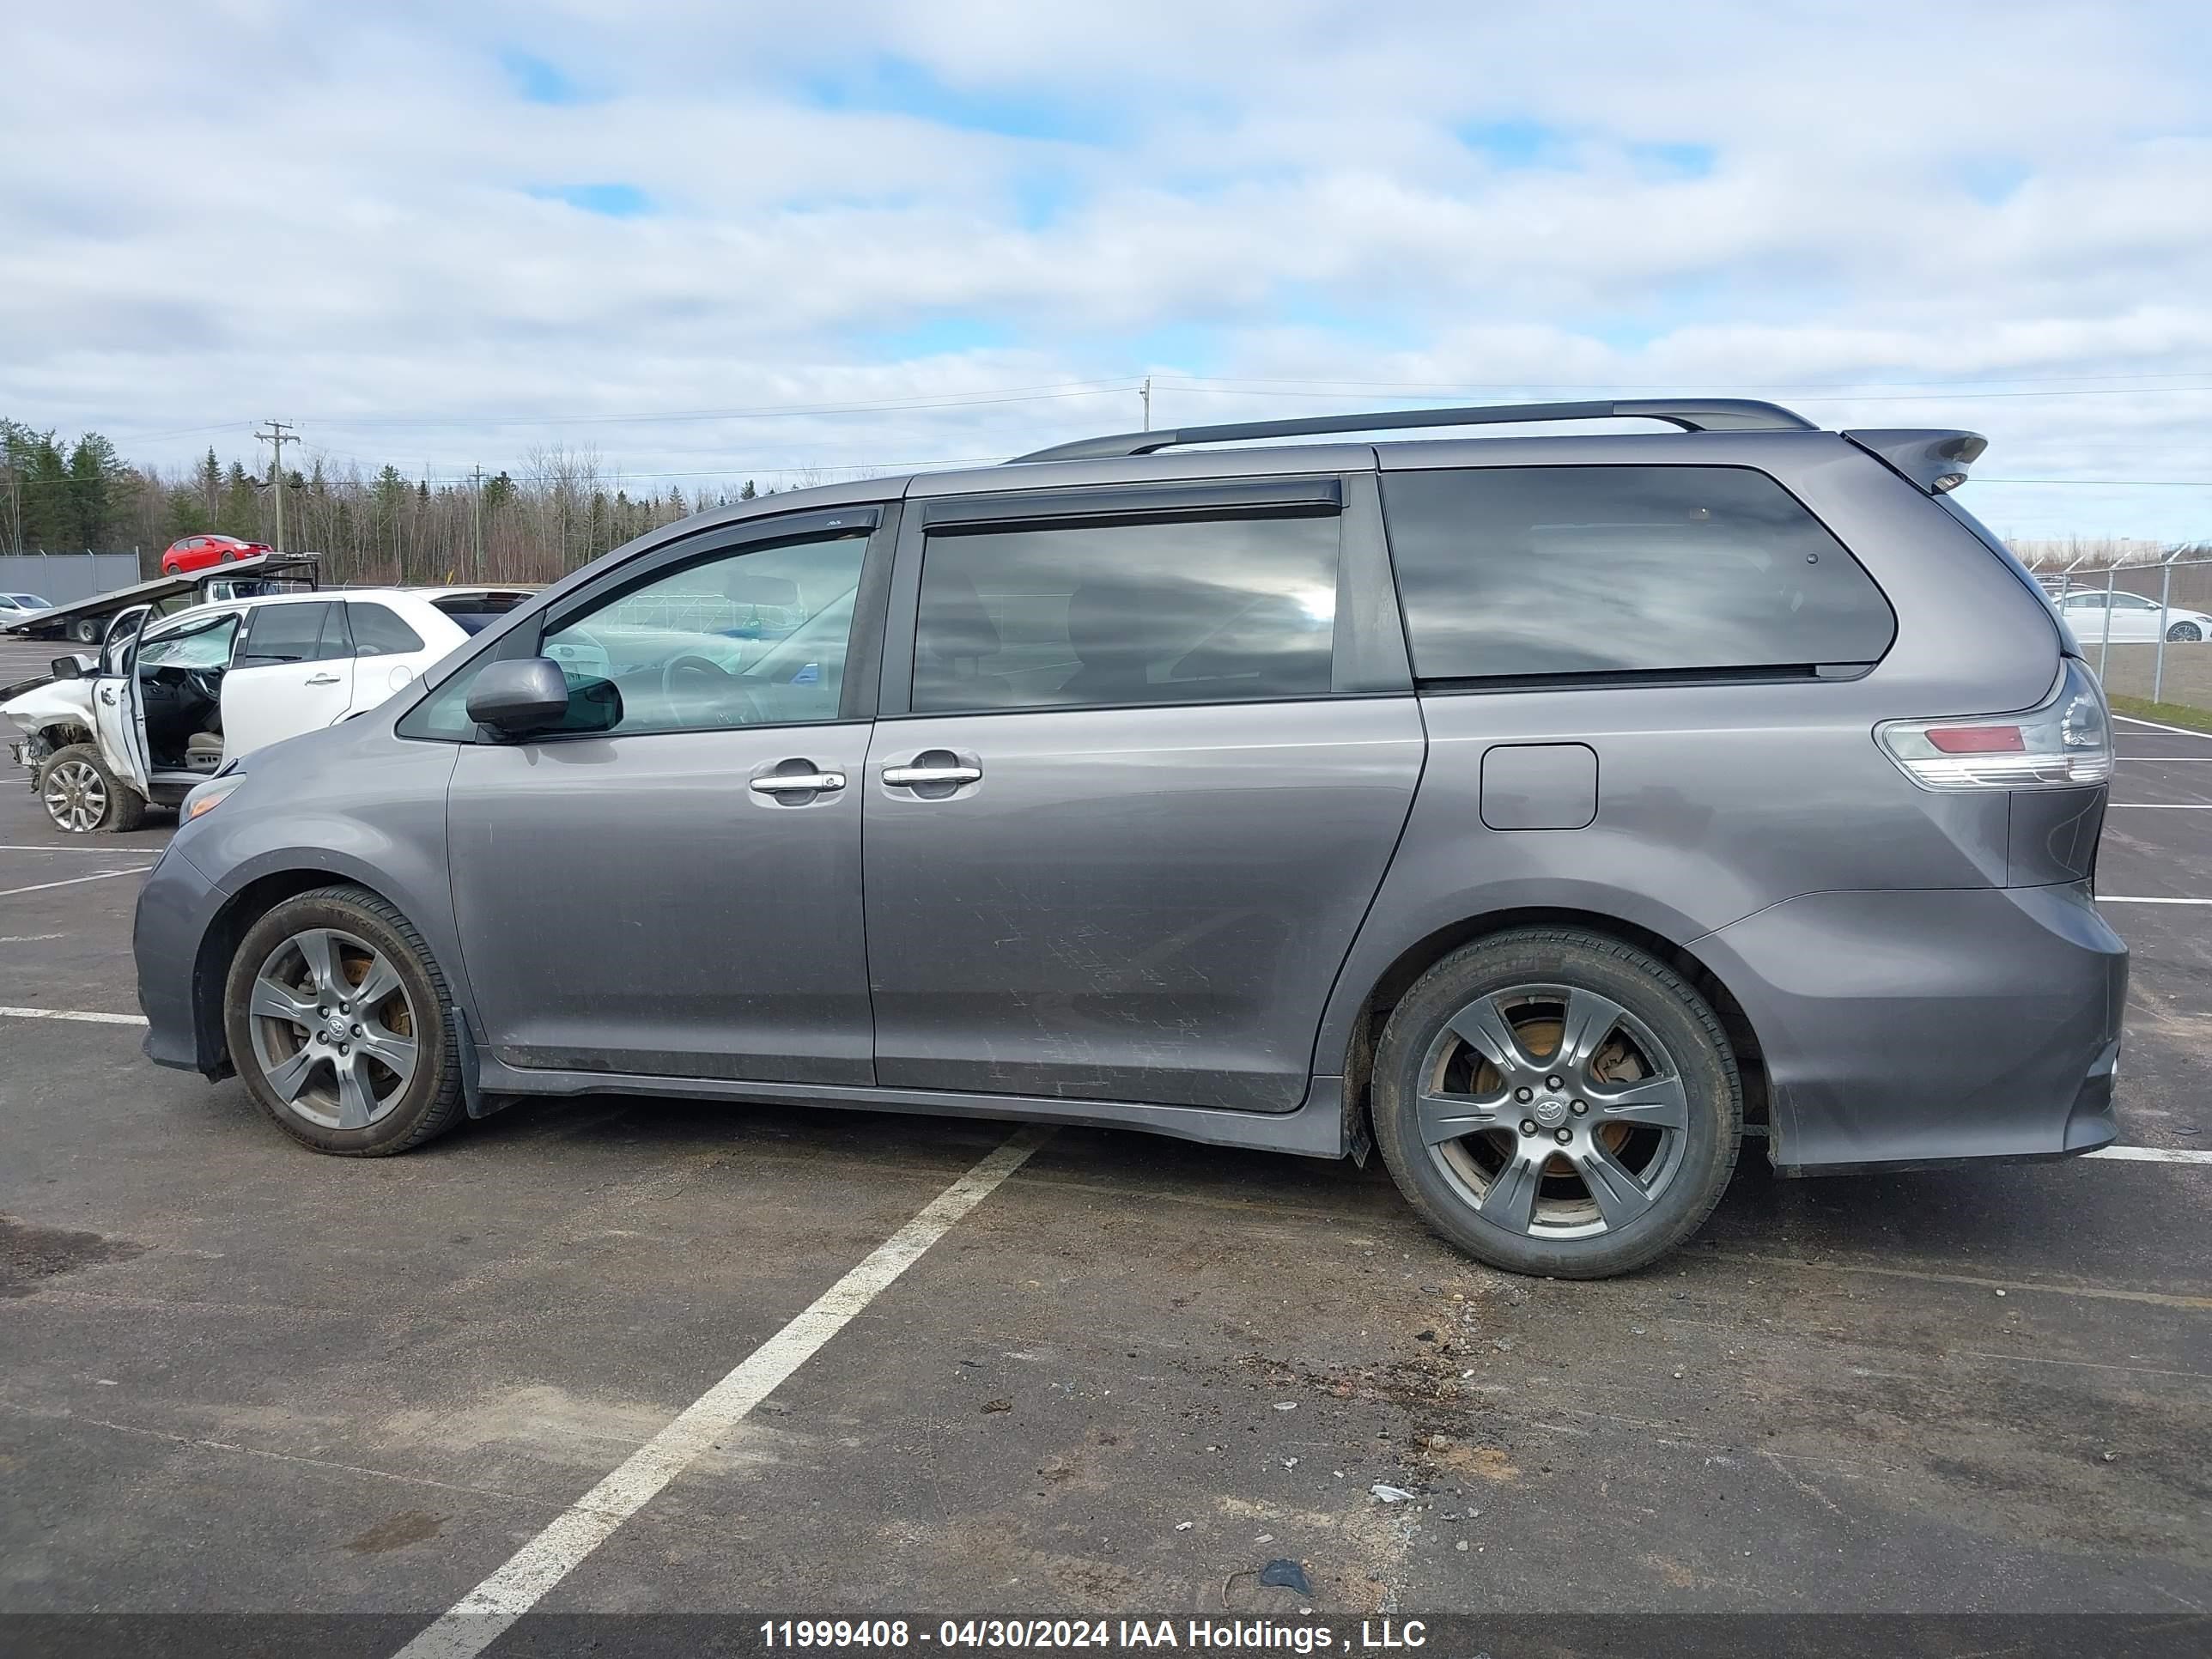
[348,602,427,656]
[1380,465,1895,680]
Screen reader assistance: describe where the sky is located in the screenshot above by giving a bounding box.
[3,0,2210,544]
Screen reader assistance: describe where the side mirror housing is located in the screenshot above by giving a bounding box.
[50,655,87,680]
[465,658,575,735]
[464,657,623,738]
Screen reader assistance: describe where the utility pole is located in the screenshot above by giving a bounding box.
[471,465,485,579]
[1140,376,1152,431]
[254,421,299,552]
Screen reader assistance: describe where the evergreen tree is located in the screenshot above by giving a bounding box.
[21,432,71,549]
[64,433,125,549]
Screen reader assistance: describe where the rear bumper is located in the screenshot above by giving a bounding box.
[132,843,228,1074]
[1698,882,2126,1173]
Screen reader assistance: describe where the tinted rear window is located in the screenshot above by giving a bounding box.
[433,592,533,635]
[1381,465,1894,680]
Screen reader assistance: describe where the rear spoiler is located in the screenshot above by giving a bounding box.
[1844,428,1987,495]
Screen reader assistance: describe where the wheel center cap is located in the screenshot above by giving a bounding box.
[1532,1096,1568,1128]
[325,1013,350,1041]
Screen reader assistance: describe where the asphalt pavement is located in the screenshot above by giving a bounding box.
[0,663,2206,1652]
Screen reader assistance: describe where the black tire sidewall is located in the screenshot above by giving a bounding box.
[39,743,142,834]
[1373,930,1741,1279]
[223,890,457,1155]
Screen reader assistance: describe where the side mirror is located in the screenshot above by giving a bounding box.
[465,658,573,734]
[464,657,622,738]
[49,655,87,680]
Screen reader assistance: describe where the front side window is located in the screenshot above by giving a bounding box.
[529,530,868,736]
[137,612,239,670]
[1381,465,1895,680]
[236,602,332,667]
[912,512,1340,714]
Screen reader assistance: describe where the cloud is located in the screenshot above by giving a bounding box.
[0,1,2209,539]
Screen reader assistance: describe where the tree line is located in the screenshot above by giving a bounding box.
[2,419,777,585]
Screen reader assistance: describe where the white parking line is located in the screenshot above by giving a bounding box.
[0,1005,147,1025]
[0,843,165,853]
[2087,1145,2212,1165]
[391,1125,1053,1659]
[2114,714,2212,740]
[0,866,154,898]
[2107,803,2212,809]
[2098,896,2212,906]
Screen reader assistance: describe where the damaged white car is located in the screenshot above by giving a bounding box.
[6,586,531,832]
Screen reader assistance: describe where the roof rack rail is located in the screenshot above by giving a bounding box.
[1010,398,1818,465]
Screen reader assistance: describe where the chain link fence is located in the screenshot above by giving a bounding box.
[2039,556,2212,727]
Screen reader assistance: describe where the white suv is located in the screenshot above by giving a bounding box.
[6,586,530,832]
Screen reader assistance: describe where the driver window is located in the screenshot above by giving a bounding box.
[538,530,868,735]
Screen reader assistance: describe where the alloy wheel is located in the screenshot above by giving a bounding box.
[43,758,107,832]
[246,927,419,1131]
[1416,983,1689,1239]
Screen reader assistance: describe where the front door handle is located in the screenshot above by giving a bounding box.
[750,771,846,794]
[305,672,341,685]
[882,764,981,787]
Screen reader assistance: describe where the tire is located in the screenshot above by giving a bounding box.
[222,884,468,1157]
[1371,927,1741,1279]
[37,743,147,834]
[2167,622,2202,643]
[218,550,236,563]
[70,617,101,644]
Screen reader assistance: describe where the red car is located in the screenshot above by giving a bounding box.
[160,533,272,575]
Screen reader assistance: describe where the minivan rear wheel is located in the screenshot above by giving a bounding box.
[1371,927,1741,1279]
[222,885,467,1156]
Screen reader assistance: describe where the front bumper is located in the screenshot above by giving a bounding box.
[133,842,229,1074]
[1698,881,2127,1173]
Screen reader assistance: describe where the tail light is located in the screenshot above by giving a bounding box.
[1877,659,2112,791]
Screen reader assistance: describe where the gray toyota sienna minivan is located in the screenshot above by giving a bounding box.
[132,399,2124,1278]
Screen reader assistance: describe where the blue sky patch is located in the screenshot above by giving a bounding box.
[804,55,1110,143]
[1457,118,1568,167]
[1632,141,1717,178]
[501,50,588,106]
[1960,157,2031,204]
[531,183,653,217]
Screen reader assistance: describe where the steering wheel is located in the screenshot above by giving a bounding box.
[659,653,762,726]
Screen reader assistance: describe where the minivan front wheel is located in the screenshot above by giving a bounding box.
[1372,928,1741,1279]
[222,885,467,1156]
